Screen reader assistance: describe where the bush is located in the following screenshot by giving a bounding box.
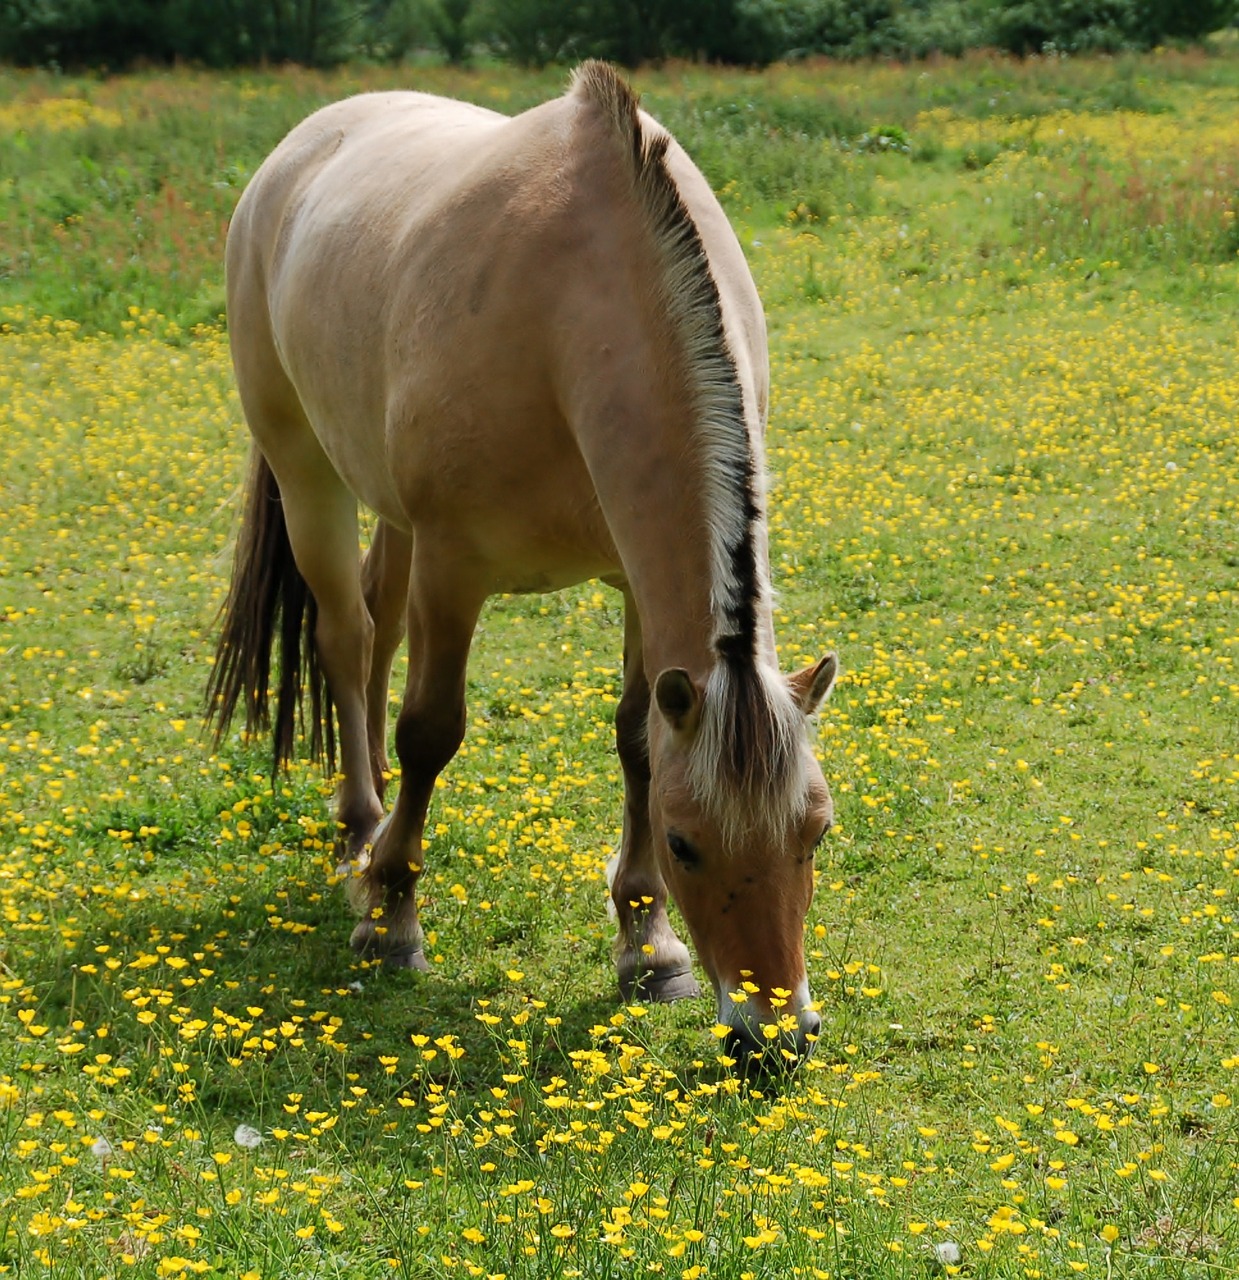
[888,0,992,57]
[721,0,991,62]
[988,0,1139,54]
[1136,0,1238,44]
[470,0,579,66]
[986,0,1239,55]
[436,0,474,60]
[471,0,748,68]
[722,0,897,61]
[581,0,702,66]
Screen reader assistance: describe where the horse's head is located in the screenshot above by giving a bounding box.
[646,652,838,1067]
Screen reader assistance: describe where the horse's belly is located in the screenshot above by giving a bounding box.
[309,420,408,527]
[475,522,617,596]
[408,456,619,594]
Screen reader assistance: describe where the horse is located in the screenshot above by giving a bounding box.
[209,62,838,1065]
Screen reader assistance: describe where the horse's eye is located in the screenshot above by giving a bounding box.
[812,824,831,852]
[667,833,698,869]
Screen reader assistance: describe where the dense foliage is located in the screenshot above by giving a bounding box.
[0,0,1235,67]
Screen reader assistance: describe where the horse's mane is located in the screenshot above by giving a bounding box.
[570,62,809,842]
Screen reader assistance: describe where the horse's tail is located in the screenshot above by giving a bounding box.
[205,448,335,774]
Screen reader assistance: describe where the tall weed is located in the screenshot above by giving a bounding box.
[1015,146,1239,266]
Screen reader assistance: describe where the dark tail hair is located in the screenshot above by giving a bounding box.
[205,449,335,774]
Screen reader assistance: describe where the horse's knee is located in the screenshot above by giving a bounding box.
[611,872,664,922]
[614,691,650,782]
[337,789,383,839]
[394,700,466,780]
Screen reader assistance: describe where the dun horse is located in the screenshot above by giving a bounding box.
[210,63,838,1064]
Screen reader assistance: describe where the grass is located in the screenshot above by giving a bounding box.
[1,48,1238,1280]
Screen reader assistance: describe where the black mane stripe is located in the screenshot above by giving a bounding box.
[572,61,763,668]
[572,63,810,838]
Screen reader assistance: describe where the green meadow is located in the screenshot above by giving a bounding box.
[1,50,1237,1279]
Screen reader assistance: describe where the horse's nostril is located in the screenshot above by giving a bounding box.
[724,1027,759,1058]
[803,1010,822,1040]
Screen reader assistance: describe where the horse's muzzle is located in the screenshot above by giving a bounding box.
[724,1008,821,1072]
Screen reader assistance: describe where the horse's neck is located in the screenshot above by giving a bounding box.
[551,201,772,680]
[568,383,773,679]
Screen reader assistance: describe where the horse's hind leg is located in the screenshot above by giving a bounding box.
[360,520,412,801]
[263,440,384,858]
[229,286,383,860]
[350,539,485,968]
[609,590,700,1003]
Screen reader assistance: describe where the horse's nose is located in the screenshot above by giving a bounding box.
[724,1026,768,1069]
[724,1018,819,1073]
[789,1010,821,1063]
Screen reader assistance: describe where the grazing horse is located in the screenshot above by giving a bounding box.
[210,62,838,1064]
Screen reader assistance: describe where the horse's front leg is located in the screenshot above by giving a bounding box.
[609,593,700,1003]
[349,547,484,969]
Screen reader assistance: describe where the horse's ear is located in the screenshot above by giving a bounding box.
[789,653,838,715]
[654,668,702,735]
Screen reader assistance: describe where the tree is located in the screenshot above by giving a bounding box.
[1137,0,1237,43]
[0,0,360,67]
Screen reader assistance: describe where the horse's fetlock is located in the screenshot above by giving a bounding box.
[611,880,666,928]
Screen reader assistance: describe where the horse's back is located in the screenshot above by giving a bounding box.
[228,91,507,270]
[229,91,548,516]
[228,86,628,576]
[227,89,516,389]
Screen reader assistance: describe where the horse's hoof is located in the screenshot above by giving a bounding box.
[620,965,701,1004]
[378,945,430,971]
[352,940,430,971]
[349,923,428,970]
